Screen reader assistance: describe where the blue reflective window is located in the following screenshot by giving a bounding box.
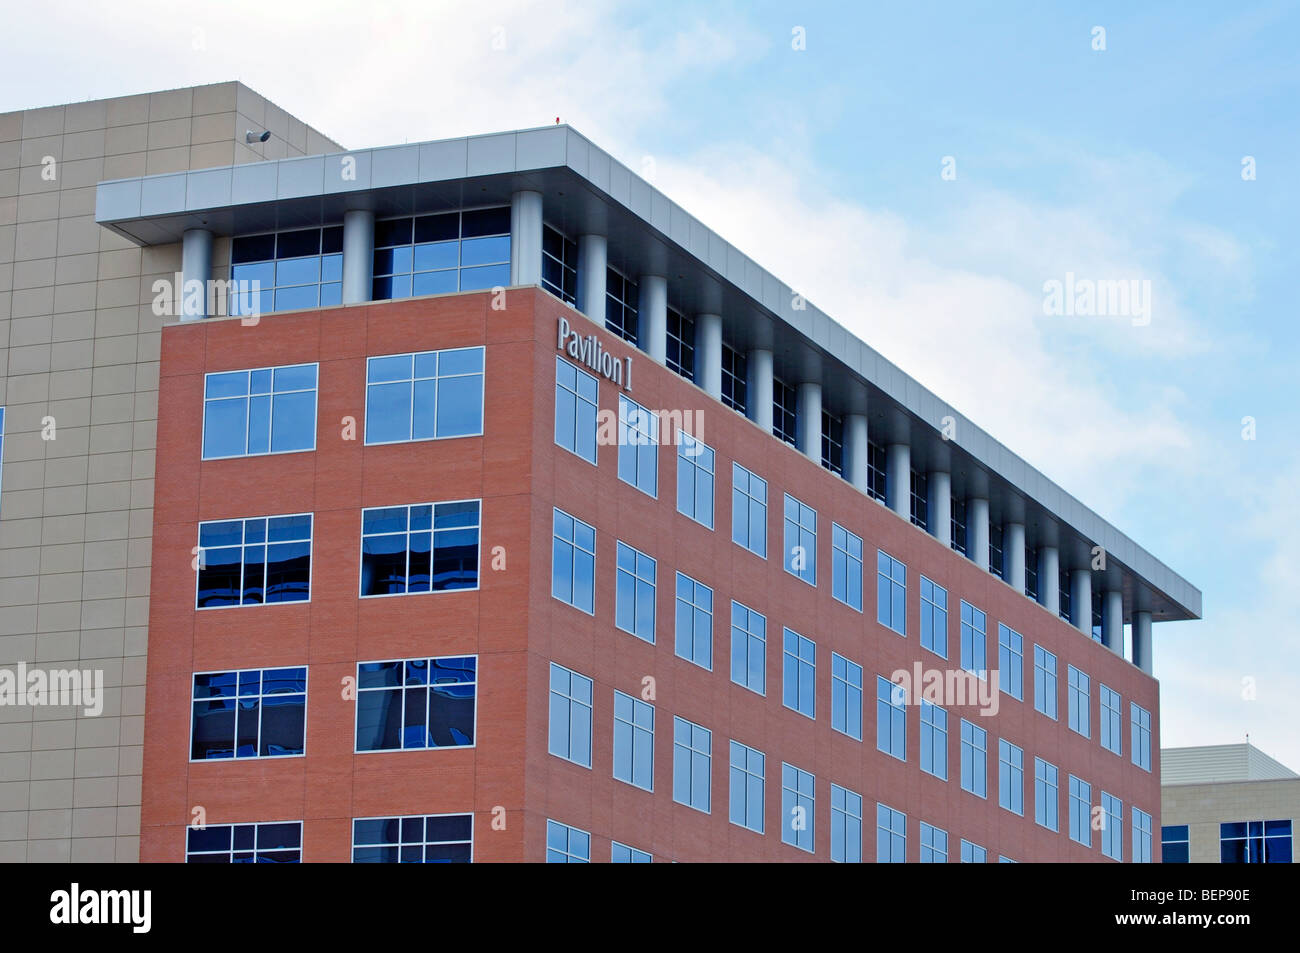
[1035,757,1059,832]
[545,819,589,863]
[781,763,815,852]
[674,573,713,670]
[1131,703,1152,771]
[1100,684,1122,756]
[202,364,317,459]
[352,813,472,863]
[831,523,862,610]
[876,675,906,760]
[548,663,593,768]
[618,396,658,497]
[831,652,863,740]
[1068,665,1091,738]
[731,463,767,557]
[365,347,484,444]
[998,623,1023,699]
[782,628,816,719]
[830,784,862,863]
[613,691,654,791]
[1134,808,1154,863]
[1069,775,1092,846]
[920,822,948,863]
[196,514,312,608]
[1034,645,1058,719]
[676,433,714,528]
[355,656,477,751]
[191,667,307,760]
[186,821,302,862]
[1102,792,1123,861]
[960,600,986,675]
[615,541,656,643]
[230,226,342,317]
[611,841,652,863]
[999,739,1024,816]
[672,716,711,813]
[552,508,595,614]
[542,225,578,305]
[960,719,987,797]
[876,803,906,863]
[1162,824,1190,864]
[783,494,817,586]
[372,209,510,299]
[360,500,480,596]
[961,839,987,863]
[555,357,598,464]
[921,701,948,781]
[729,741,765,834]
[605,268,639,343]
[920,576,947,658]
[877,551,906,634]
[730,601,766,695]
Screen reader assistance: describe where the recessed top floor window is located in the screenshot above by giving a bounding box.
[542,224,578,305]
[191,667,307,761]
[988,523,1004,579]
[230,226,342,316]
[365,347,485,444]
[360,500,481,597]
[355,656,477,751]
[772,377,797,447]
[821,409,843,475]
[667,308,695,381]
[909,470,928,530]
[196,514,312,608]
[867,440,886,502]
[202,363,318,460]
[372,208,510,299]
[950,497,967,555]
[721,344,747,415]
[605,268,638,344]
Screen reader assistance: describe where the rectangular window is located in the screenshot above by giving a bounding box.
[920,701,948,781]
[352,814,472,863]
[1034,757,1059,832]
[674,573,713,670]
[731,463,768,558]
[877,551,906,635]
[782,629,816,719]
[950,497,967,555]
[998,855,1016,863]
[867,440,886,501]
[831,522,863,610]
[997,623,1023,700]
[1068,665,1091,738]
[545,819,590,863]
[831,653,863,741]
[196,514,312,608]
[909,470,928,530]
[729,740,765,834]
[554,357,598,464]
[1162,824,1189,863]
[542,224,578,304]
[1069,775,1092,847]
[605,268,639,343]
[551,508,595,614]
[821,408,843,474]
[960,600,986,676]
[613,691,654,791]
[1102,792,1123,860]
[372,208,510,298]
[1220,820,1293,863]
[730,601,766,695]
[772,378,797,447]
[783,493,817,586]
[1133,808,1153,863]
[191,667,306,760]
[876,676,906,761]
[920,822,947,863]
[721,344,747,414]
[355,656,476,751]
[548,662,593,768]
[1034,645,1058,719]
[830,784,863,863]
[1131,703,1151,771]
[618,395,658,497]
[876,803,906,863]
[231,226,342,316]
[365,348,484,444]
[187,821,302,863]
[1025,546,1039,601]
[672,717,711,813]
[666,307,695,381]
[780,763,815,852]
[1100,684,1122,755]
[1059,567,1072,622]
[616,541,656,643]
[988,522,1003,577]
[676,434,715,528]
[202,363,318,459]
[998,739,1024,816]
[960,719,987,798]
[920,576,948,658]
[611,841,652,863]
[360,500,480,596]
[961,839,986,863]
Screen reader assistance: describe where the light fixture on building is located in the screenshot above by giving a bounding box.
[245,130,271,143]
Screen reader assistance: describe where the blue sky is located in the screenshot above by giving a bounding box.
[5,0,1298,766]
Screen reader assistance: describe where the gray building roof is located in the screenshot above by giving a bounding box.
[1162,744,1299,785]
[93,124,1202,625]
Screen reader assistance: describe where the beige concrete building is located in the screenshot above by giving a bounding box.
[0,83,340,862]
[1161,743,1298,863]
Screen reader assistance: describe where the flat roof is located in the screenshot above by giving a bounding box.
[94,124,1202,623]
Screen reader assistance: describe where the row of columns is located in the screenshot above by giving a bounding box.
[178,193,1156,675]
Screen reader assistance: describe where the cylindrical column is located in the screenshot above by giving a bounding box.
[576,234,607,318]
[747,348,774,433]
[1132,610,1153,674]
[886,443,910,518]
[181,228,213,320]
[1103,590,1124,656]
[1004,522,1026,592]
[694,313,722,399]
[509,190,543,286]
[638,275,668,362]
[1070,569,1093,635]
[927,472,952,546]
[968,498,990,570]
[1038,546,1060,614]
[795,382,822,460]
[342,209,374,305]
[844,414,870,494]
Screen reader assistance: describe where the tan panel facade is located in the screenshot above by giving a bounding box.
[0,83,340,862]
[1161,778,1300,862]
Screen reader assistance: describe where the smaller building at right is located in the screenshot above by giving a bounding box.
[1161,743,1297,863]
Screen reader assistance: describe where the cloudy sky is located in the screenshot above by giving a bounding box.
[5,1,1297,767]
